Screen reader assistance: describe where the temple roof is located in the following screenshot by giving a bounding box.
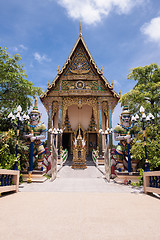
[40,31,120,101]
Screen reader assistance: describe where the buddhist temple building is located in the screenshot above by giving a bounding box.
[40,28,120,157]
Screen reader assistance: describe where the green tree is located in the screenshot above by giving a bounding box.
[0,46,43,115]
[0,130,29,170]
[120,63,160,170]
[130,125,160,170]
[0,47,43,171]
[120,63,160,124]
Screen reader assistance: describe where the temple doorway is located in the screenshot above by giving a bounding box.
[62,133,72,153]
[88,133,97,155]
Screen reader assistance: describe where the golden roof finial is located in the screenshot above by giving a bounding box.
[111,80,114,88]
[78,123,81,134]
[57,65,60,74]
[101,65,103,74]
[79,20,82,37]
[47,80,49,88]
[77,123,82,140]
[119,89,122,97]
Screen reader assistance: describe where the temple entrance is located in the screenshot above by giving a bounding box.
[62,133,72,153]
[88,133,97,155]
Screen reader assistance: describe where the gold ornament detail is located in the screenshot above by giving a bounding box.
[70,63,90,75]
[47,80,49,89]
[64,46,95,77]
[63,97,98,124]
[57,65,60,74]
[111,80,114,88]
[52,102,58,117]
[102,102,108,118]
[101,65,103,74]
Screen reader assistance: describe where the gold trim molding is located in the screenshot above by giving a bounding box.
[63,97,98,123]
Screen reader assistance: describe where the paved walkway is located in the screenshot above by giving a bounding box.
[1,163,160,240]
[19,162,142,193]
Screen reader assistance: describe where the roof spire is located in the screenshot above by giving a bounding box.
[79,20,82,37]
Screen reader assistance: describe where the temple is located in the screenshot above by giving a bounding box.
[40,28,120,160]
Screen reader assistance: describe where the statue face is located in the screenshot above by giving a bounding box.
[30,112,40,125]
[121,114,131,127]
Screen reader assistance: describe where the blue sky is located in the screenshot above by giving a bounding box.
[1,0,160,129]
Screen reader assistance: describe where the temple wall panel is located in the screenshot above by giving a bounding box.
[102,111,106,130]
[68,104,92,131]
[102,111,106,151]
[53,111,59,129]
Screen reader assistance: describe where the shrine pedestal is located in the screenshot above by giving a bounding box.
[72,162,87,169]
[72,149,87,169]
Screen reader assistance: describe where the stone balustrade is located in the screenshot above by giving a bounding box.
[143,171,160,194]
[0,169,19,194]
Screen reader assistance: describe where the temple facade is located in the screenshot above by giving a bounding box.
[40,30,120,157]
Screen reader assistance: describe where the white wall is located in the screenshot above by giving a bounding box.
[68,104,92,130]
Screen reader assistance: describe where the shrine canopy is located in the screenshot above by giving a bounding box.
[40,31,120,114]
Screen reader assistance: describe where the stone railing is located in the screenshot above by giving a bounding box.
[92,149,105,166]
[143,171,160,194]
[62,149,68,163]
[0,169,19,194]
[92,149,104,167]
[57,149,68,166]
[92,149,98,163]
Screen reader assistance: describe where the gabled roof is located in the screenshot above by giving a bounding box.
[40,32,120,100]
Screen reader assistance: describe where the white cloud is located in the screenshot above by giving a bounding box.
[57,0,144,24]
[13,44,27,52]
[13,47,18,52]
[33,52,51,63]
[19,44,28,50]
[141,17,160,43]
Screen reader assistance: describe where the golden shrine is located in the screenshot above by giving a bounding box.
[40,26,120,164]
[72,124,87,169]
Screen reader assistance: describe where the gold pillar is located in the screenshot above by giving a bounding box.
[47,104,52,150]
[98,101,103,156]
[58,100,62,154]
[108,102,113,149]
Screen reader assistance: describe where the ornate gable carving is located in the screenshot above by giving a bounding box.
[63,42,96,78]
[40,34,120,110]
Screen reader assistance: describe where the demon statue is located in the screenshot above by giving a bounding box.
[114,106,138,172]
[24,98,47,171]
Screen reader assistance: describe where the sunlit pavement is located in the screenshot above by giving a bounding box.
[1,164,160,240]
[19,164,143,193]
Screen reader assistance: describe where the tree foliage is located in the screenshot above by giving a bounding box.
[131,125,160,170]
[0,46,43,115]
[0,47,44,170]
[120,63,160,124]
[120,63,160,170]
[0,130,29,170]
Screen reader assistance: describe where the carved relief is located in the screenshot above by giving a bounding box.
[61,80,98,91]
[52,102,58,118]
[102,102,108,118]
[63,97,98,124]
[75,81,85,89]
[70,63,90,75]
[64,46,96,77]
